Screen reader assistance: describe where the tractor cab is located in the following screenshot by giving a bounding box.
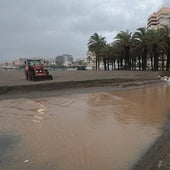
[27,59,42,66]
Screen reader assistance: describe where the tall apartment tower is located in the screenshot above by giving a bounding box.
[148,7,170,29]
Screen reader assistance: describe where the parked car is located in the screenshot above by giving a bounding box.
[77,66,86,70]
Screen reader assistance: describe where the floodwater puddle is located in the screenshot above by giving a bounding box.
[0,84,170,170]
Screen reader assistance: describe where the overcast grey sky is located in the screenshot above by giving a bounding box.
[0,0,169,62]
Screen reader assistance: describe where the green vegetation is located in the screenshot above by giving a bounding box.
[88,26,170,71]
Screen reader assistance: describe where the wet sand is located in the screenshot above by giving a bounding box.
[0,81,170,169]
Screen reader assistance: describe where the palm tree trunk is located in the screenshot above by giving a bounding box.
[113,60,116,70]
[111,61,114,70]
[150,54,153,71]
[161,54,165,71]
[142,46,147,71]
[125,46,131,70]
[97,58,100,70]
[134,57,136,70]
[117,60,120,70]
[95,56,98,70]
[153,45,158,71]
[103,58,106,70]
[138,55,141,70]
[166,48,170,71]
[107,60,110,70]
[121,59,123,70]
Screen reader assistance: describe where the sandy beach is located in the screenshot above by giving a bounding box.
[0,70,160,95]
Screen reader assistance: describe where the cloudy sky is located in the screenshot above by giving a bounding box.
[0,0,170,62]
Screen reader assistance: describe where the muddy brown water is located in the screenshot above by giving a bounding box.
[0,84,170,170]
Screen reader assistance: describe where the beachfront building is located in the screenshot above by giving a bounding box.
[148,7,170,29]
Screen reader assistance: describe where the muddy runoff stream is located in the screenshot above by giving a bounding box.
[0,84,170,170]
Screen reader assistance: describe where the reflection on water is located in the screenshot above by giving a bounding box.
[0,84,170,170]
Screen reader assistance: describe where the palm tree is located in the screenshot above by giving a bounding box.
[114,30,134,70]
[88,33,106,70]
[102,45,117,71]
[161,25,170,71]
[106,45,116,70]
[100,44,109,70]
[147,28,165,71]
[130,43,138,70]
[108,43,124,70]
[133,27,149,71]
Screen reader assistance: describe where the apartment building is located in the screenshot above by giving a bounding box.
[148,7,170,29]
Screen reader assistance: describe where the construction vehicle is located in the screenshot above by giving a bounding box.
[24,59,53,81]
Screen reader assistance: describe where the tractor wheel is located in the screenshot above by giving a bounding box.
[26,73,28,80]
[28,71,34,80]
[25,71,28,80]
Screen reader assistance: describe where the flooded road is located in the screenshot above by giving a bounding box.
[0,84,170,170]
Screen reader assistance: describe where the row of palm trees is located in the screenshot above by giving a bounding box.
[88,26,170,71]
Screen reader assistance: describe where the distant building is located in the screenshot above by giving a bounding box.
[62,54,73,61]
[85,51,96,69]
[148,7,170,29]
[47,58,56,66]
[14,58,27,66]
[55,55,65,66]
[63,54,73,67]
[13,57,51,67]
[55,54,73,66]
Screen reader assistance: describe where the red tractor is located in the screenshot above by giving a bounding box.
[25,59,53,81]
